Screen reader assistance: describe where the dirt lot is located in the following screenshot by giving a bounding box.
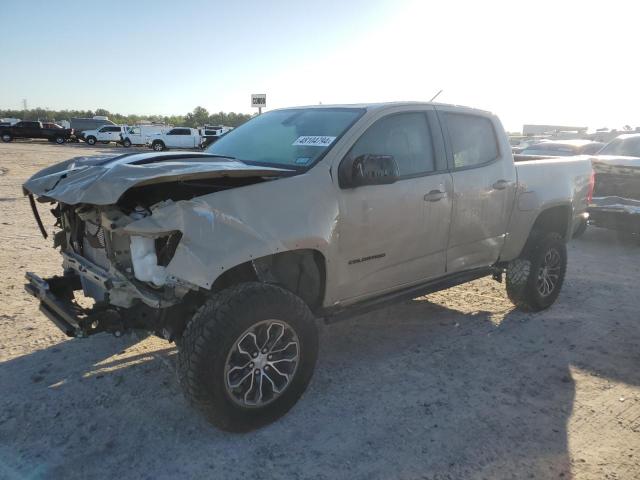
[0,141,639,480]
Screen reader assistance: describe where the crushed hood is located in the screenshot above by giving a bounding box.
[23,151,292,205]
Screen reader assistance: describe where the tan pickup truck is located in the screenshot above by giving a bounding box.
[23,102,594,431]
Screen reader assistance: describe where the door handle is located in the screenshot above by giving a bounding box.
[424,190,446,202]
[492,179,511,190]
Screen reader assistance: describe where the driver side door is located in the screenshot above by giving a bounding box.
[332,109,453,304]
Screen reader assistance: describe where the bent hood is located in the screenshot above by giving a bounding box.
[23,151,292,205]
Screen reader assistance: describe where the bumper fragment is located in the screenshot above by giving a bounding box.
[24,272,83,337]
[24,271,125,338]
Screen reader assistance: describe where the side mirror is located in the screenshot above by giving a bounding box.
[338,154,399,188]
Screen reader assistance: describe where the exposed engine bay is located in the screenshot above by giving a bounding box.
[22,151,296,338]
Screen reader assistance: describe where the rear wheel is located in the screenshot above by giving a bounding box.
[54,136,65,144]
[177,282,318,432]
[506,232,567,311]
[86,136,96,145]
[1,133,12,143]
[122,138,132,148]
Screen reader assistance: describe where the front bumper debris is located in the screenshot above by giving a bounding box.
[62,251,178,309]
[24,272,82,337]
[24,272,122,338]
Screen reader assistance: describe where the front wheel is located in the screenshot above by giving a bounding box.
[152,141,164,151]
[86,136,96,145]
[506,232,567,312]
[122,138,132,148]
[177,282,319,432]
[54,136,65,145]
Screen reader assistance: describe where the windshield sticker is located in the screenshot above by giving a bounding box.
[292,136,336,147]
[295,157,312,165]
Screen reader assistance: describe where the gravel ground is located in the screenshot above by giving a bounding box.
[1,141,639,480]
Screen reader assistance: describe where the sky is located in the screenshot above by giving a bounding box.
[1,0,639,132]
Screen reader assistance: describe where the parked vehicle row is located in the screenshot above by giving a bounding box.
[23,101,594,431]
[83,124,233,150]
[0,115,232,150]
[82,124,167,147]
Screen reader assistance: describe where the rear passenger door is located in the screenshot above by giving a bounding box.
[106,126,122,142]
[437,108,517,273]
[17,122,39,138]
[166,128,192,148]
[333,108,453,303]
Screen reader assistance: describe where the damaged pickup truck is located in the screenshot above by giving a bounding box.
[588,134,640,237]
[23,102,594,431]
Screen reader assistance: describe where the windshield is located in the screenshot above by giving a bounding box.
[598,136,640,157]
[206,108,364,169]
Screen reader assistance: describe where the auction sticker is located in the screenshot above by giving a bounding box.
[292,136,336,147]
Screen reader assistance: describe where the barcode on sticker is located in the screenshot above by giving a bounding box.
[292,136,336,147]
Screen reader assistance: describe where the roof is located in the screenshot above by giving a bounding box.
[271,101,494,116]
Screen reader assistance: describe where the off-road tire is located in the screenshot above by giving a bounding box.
[122,138,132,148]
[86,136,97,145]
[506,232,567,312]
[177,282,319,432]
[1,133,12,143]
[152,141,165,151]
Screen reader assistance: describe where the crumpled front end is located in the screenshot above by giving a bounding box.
[589,159,640,234]
[23,198,197,338]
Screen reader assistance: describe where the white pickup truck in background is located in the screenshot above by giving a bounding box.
[148,127,202,151]
[82,125,124,145]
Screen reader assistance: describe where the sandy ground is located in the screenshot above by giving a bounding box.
[0,141,639,480]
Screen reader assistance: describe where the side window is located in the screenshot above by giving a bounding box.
[349,113,435,176]
[98,127,107,132]
[177,128,190,135]
[167,129,177,135]
[444,113,499,169]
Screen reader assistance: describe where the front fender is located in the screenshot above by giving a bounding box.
[123,168,337,290]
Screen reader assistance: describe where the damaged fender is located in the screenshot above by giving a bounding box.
[122,167,339,290]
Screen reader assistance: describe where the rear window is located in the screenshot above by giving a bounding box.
[444,113,499,168]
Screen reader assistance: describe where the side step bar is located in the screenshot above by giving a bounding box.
[321,267,494,323]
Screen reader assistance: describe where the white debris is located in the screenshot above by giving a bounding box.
[130,235,167,287]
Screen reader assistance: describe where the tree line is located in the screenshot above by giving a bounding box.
[0,106,253,128]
